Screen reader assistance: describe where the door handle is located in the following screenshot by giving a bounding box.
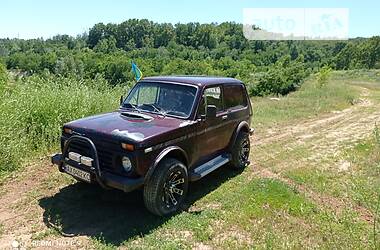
[222,115,228,120]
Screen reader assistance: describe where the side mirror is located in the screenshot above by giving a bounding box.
[120,95,124,106]
[206,105,217,119]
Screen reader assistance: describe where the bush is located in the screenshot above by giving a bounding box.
[316,66,332,88]
[0,62,7,85]
[248,55,307,96]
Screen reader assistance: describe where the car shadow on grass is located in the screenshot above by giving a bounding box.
[38,165,243,246]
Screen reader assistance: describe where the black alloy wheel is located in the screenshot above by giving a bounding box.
[230,131,250,169]
[144,158,189,216]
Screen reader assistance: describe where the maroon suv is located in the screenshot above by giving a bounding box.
[52,76,253,216]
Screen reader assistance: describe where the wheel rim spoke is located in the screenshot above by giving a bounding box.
[170,172,179,181]
[171,178,184,186]
[162,168,186,208]
[168,192,177,205]
[171,187,184,195]
[239,138,250,163]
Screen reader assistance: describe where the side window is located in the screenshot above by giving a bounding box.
[224,85,247,110]
[204,86,223,112]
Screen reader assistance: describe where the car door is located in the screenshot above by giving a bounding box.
[195,85,230,162]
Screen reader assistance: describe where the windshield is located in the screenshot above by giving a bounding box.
[122,82,198,118]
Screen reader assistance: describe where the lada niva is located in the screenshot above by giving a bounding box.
[52,76,253,216]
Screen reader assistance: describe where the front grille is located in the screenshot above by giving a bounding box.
[98,147,113,170]
[67,139,119,173]
[68,140,90,156]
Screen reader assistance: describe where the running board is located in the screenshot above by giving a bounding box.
[190,154,231,181]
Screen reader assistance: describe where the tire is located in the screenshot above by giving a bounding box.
[230,131,250,169]
[143,158,188,216]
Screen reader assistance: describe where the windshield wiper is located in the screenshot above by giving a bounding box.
[122,103,141,113]
[143,103,166,117]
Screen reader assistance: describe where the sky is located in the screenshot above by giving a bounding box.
[1,0,379,39]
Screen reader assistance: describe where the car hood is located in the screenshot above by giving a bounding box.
[65,110,195,145]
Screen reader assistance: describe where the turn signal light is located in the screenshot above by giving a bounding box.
[121,143,134,151]
[64,128,73,134]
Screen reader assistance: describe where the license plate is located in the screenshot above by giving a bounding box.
[64,164,91,183]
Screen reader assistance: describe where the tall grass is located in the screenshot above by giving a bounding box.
[0,73,123,177]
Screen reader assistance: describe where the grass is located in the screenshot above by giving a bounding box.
[281,96,380,211]
[0,73,123,180]
[75,176,371,249]
[285,129,380,247]
[252,72,360,130]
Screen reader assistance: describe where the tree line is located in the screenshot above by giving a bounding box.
[0,19,379,96]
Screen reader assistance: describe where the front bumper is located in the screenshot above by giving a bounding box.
[51,135,144,193]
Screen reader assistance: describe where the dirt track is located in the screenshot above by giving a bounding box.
[251,87,380,223]
[0,86,379,249]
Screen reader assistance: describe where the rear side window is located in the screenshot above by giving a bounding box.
[223,85,247,110]
[204,86,223,112]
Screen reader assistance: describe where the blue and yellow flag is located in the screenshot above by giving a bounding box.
[131,61,142,81]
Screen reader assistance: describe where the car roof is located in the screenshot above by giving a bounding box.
[140,75,243,87]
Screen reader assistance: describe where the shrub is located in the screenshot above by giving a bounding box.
[248,55,307,96]
[316,66,332,88]
[0,63,7,89]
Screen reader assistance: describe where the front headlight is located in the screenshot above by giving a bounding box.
[122,156,132,173]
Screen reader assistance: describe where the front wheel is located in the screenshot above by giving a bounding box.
[143,158,188,216]
[230,131,250,169]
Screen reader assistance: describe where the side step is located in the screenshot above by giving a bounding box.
[190,154,231,181]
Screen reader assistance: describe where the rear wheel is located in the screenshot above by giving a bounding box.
[230,131,250,169]
[144,158,188,216]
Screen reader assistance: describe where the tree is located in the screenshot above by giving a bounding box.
[87,23,106,48]
[2,18,380,97]
[94,37,117,53]
[154,23,175,48]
